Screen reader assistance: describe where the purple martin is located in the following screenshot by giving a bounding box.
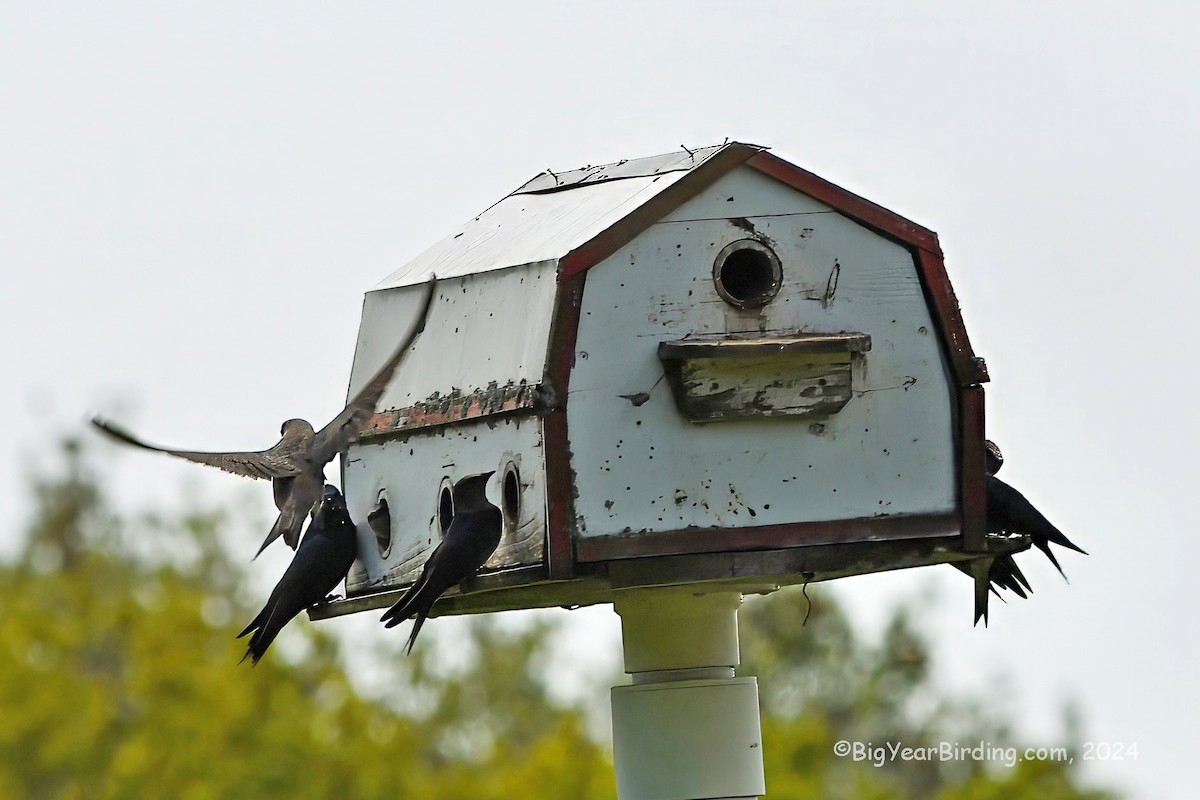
[239,484,358,665]
[380,472,502,653]
[92,276,437,558]
[956,439,1088,624]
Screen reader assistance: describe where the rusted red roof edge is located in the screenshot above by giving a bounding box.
[558,143,766,279]
[746,151,944,255]
[744,150,984,388]
[555,144,984,388]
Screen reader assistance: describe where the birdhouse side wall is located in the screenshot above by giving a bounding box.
[342,414,546,594]
[349,260,558,416]
[566,167,957,540]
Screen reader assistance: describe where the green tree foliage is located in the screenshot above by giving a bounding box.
[0,439,1117,798]
[0,440,613,800]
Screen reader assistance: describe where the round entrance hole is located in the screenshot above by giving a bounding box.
[713,239,782,308]
[437,478,454,538]
[368,491,392,558]
[501,463,521,530]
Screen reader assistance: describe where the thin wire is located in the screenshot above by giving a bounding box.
[801,572,814,626]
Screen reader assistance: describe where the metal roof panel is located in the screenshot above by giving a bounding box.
[511,144,735,195]
[374,170,689,289]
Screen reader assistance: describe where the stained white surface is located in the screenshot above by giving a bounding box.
[568,166,955,536]
[342,414,546,591]
[349,260,558,407]
[375,172,687,288]
[7,4,1196,797]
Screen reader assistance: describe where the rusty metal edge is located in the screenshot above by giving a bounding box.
[913,247,988,388]
[573,513,960,563]
[604,533,1026,591]
[959,384,988,553]
[745,150,943,255]
[542,273,586,580]
[357,382,542,438]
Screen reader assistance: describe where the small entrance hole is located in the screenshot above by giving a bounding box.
[713,239,782,308]
[437,479,454,538]
[368,492,392,558]
[502,463,521,530]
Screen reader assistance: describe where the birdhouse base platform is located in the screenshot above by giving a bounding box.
[308,533,1029,621]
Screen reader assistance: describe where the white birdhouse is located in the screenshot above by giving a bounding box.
[315,142,996,622]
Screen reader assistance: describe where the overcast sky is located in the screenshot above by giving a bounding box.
[3,3,1196,797]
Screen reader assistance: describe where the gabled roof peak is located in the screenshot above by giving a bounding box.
[372,140,982,388]
[513,142,765,195]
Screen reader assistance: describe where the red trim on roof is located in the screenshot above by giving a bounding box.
[746,150,943,254]
[913,248,989,387]
[558,143,764,280]
[553,144,984,389]
[745,150,985,388]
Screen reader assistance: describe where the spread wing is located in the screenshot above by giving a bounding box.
[311,274,438,462]
[91,416,306,480]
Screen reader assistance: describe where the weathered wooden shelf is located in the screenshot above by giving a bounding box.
[658,332,872,422]
[658,332,871,359]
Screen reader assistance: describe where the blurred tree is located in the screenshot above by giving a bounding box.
[0,438,1116,799]
[0,439,613,800]
[740,587,1116,799]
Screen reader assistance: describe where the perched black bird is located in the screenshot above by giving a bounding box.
[239,484,359,665]
[983,438,1005,476]
[956,440,1088,624]
[92,276,437,558]
[381,472,502,653]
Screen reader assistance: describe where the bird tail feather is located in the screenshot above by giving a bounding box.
[405,613,429,655]
[381,580,426,628]
[240,608,285,665]
[237,608,267,640]
[254,510,302,560]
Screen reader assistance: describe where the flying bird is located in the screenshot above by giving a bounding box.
[381,472,502,653]
[956,439,1088,624]
[239,484,359,665]
[92,275,437,557]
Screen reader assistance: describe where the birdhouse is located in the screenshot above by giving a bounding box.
[315,142,1000,622]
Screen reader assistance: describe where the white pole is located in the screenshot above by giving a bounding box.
[610,589,766,800]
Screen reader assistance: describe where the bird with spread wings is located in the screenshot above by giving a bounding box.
[92,276,437,558]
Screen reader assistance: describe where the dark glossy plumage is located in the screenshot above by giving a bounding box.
[239,485,359,665]
[380,473,502,653]
[985,473,1086,575]
[957,440,1087,625]
[92,276,437,557]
